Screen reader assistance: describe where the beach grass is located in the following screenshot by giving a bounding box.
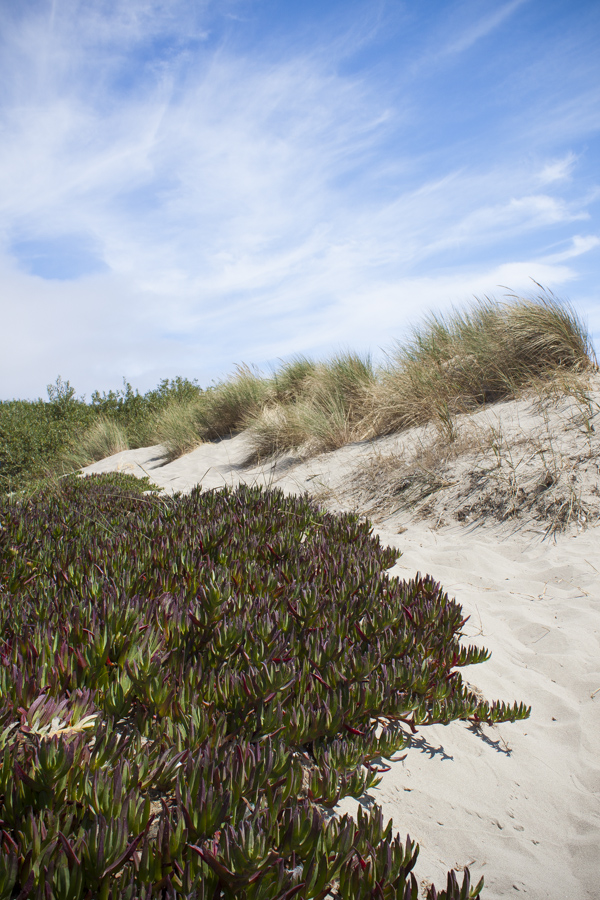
[60,416,130,470]
[367,291,596,438]
[247,351,376,457]
[243,292,596,460]
[1,292,596,493]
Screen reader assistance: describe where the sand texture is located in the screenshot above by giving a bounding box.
[82,387,600,899]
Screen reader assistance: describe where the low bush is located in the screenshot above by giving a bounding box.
[0,378,203,493]
[0,378,95,492]
[0,474,529,898]
[88,377,204,449]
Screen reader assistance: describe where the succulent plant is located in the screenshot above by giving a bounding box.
[0,474,528,897]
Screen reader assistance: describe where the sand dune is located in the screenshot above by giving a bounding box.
[82,387,600,899]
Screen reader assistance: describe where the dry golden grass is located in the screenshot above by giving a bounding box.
[367,291,596,438]
[247,352,376,457]
[137,292,598,467]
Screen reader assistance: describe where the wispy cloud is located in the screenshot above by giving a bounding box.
[540,234,600,264]
[0,0,599,399]
[537,153,578,185]
[441,0,530,58]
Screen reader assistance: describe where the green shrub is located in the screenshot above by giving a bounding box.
[90,376,203,447]
[0,377,204,492]
[0,378,95,491]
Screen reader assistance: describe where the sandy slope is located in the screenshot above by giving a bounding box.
[82,390,600,899]
[339,522,600,899]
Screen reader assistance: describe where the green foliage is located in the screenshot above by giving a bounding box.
[90,377,204,447]
[0,474,528,897]
[0,378,95,492]
[0,377,203,493]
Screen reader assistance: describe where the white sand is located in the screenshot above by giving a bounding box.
[340,522,600,899]
[82,393,600,899]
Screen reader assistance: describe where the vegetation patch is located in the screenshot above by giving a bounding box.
[0,378,203,494]
[368,290,595,439]
[1,293,595,497]
[0,474,528,898]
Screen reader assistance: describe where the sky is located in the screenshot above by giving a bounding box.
[1,0,599,401]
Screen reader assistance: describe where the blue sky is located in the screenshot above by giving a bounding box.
[1,0,599,400]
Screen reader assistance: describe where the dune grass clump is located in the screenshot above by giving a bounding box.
[0,473,529,898]
[153,400,208,461]
[294,352,376,451]
[150,365,275,461]
[272,355,318,403]
[61,417,130,470]
[152,353,376,462]
[195,364,273,440]
[248,352,376,458]
[370,292,596,438]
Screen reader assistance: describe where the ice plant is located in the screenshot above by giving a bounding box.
[0,473,528,898]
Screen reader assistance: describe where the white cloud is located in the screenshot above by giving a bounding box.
[540,234,600,264]
[0,227,582,401]
[537,152,577,185]
[0,1,598,398]
[452,193,588,239]
[442,0,530,58]
[403,0,530,80]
